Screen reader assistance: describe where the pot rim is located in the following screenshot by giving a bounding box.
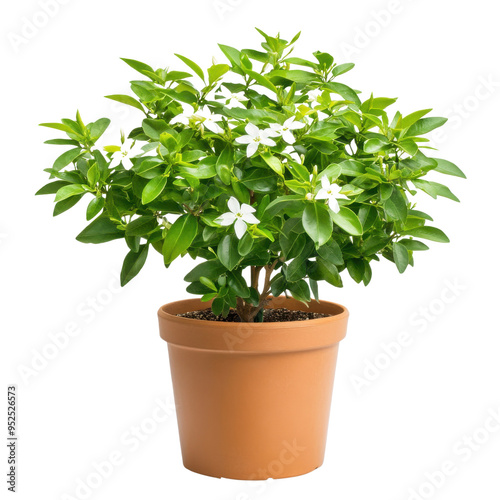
[158,296,349,353]
[158,296,349,328]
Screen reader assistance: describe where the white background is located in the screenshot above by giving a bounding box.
[1,1,499,499]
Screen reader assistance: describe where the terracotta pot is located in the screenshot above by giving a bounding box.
[158,296,348,480]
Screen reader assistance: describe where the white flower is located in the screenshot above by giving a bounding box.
[307,89,330,120]
[170,103,195,126]
[218,87,246,108]
[109,139,143,169]
[192,105,224,134]
[157,216,169,228]
[269,117,305,144]
[282,145,302,163]
[235,123,277,157]
[315,176,348,213]
[214,196,260,239]
[308,89,323,108]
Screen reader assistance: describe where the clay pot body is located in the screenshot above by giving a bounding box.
[158,296,348,479]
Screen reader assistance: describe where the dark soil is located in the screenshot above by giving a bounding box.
[177,307,330,322]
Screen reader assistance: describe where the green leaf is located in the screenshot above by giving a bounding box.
[120,245,149,286]
[313,51,334,69]
[245,69,277,93]
[86,119,110,143]
[54,194,84,216]
[261,152,284,176]
[162,214,198,265]
[184,260,226,282]
[76,217,123,244]
[53,148,82,171]
[364,138,390,153]
[121,58,154,77]
[360,97,397,112]
[237,232,254,256]
[283,57,317,69]
[287,280,311,303]
[87,159,100,185]
[86,196,105,220]
[200,276,217,292]
[36,180,68,195]
[142,176,167,204]
[346,259,365,283]
[175,53,205,82]
[208,63,230,84]
[324,82,361,106]
[302,203,332,248]
[216,146,233,185]
[217,234,240,271]
[331,63,355,77]
[211,297,224,316]
[126,215,158,236]
[412,179,460,202]
[179,157,217,179]
[397,109,432,130]
[407,117,448,136]
[105,94,145,113]
[398,139,418,156]
[159,132,178,152]
[280,219,306,260]
[228,272,250,298]
[433,158,466,178]
[408,209,433,221]
[40,122,75,134]
[393,242,409,273]
[403,226,450,243]
[358,205,378,231]
[54,184,86,202]
[330,207,363,236]
[317,239,344,266]
[264,195,304,218]
[385,188,408,222]
[320,163,342,181]
[314,257,342,287]
[268,69,319,84]
[142,119,169,140]
[286,256,308,282]
[399,239,429,251]
[361,235,390,255]
[218,44,242,68]
[241,169,277,193]
[44,138,81,146]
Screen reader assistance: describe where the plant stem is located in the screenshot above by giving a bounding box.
[235,260,279,322]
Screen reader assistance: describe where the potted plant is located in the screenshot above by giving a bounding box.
[37,29,464,479]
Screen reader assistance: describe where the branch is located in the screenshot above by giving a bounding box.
[259,259,279,303]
